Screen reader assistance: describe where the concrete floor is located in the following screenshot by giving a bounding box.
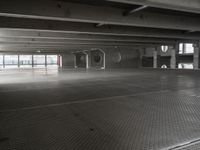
[1,68,200,150]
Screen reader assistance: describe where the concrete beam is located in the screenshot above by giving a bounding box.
[0,44,155,53]
[0,37,180,44]
[123,5,148,16]
[107,0,200,14]
[0,42,163,49]
[0,17,200,40]
[0,1,200,30]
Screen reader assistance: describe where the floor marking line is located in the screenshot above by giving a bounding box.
[0,90,169,113]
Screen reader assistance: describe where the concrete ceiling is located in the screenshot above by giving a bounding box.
[0,0,199,52]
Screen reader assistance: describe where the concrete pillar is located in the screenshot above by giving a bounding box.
[85,54,89,69]
[74,54,77,68]
[103,52,106,69]
[170,49,176,69]
[18,55,20,68]
[32,55,34,68]
[87,51,91,69]
[45,55,47,67]
[82,51,90,69]
[3,54,5,68]
[170,44,179,69]
[193,42,200,70]
[153,50,158,68]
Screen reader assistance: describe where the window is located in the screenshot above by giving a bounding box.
[19,55,32,68]
[0,54,60,69]
[178,63,193,69]
[47,55,57,66]
[161,64,167,68]
[161,45,169,53]
[0,55,3,68]
[179,43,184,54]
[33,55,45,67]
[5,55,18,68]
[179,43,194,54]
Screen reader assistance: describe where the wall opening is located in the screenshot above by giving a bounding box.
[179,43,194,54]
[0,54,60,69]
[5,55,18,68]
[74,52,87,68]
[91,49,105,69]
[19,55,32,68]
[178,63,193,69]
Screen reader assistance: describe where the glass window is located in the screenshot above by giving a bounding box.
[47,55,57,65]
[178,63,193,69]
[19,55,32,68]
[5,55,18,68]
[179,43,194,54]
[179,43,183,54]
[0,55,3,65]
[185,43,194,53]
[33,55,45,67]
[0,55,3,68]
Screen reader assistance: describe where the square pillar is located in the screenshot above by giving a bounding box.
[193,43,200,70]
[153,51,158,68]
[18,55,20,68]
[32,55,34,68]
[84,50,91,69]
[3,54,5,68]
[170,44,179,69]
[45,55,47,67]
[74,54,77,68]
[170,49,176,69]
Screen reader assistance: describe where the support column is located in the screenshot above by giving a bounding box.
[153,50,158,68]
[83,51,89,69]
[3,54,5,68]
[45,55,47,67]
[170,44,178,69]
[32,55,34,68]
[74,54,77,68]
[85,54,89,69]
[18,55,20,68]
[88,51,91,68]
[193,42,200,70]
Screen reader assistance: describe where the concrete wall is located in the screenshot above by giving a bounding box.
[141,46,194,68]
[104,47,140,68]
[142,47,173,68]
[61,46,140,69]
[61,52,74,68]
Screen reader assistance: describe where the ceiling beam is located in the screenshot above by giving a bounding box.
[0,42,162,52]
[0,17,200,40]
[123,5,148,16]
[0,45,146,52]
[107,0,200,14]
[0,1,200,30]
[0,37,182,44]
[0,41,174,48]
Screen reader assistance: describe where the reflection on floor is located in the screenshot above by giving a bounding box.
[1,68,200,150]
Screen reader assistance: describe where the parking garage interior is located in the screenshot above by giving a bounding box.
[1,0,200,150]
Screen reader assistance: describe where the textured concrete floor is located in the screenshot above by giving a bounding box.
[1,68,200,150]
